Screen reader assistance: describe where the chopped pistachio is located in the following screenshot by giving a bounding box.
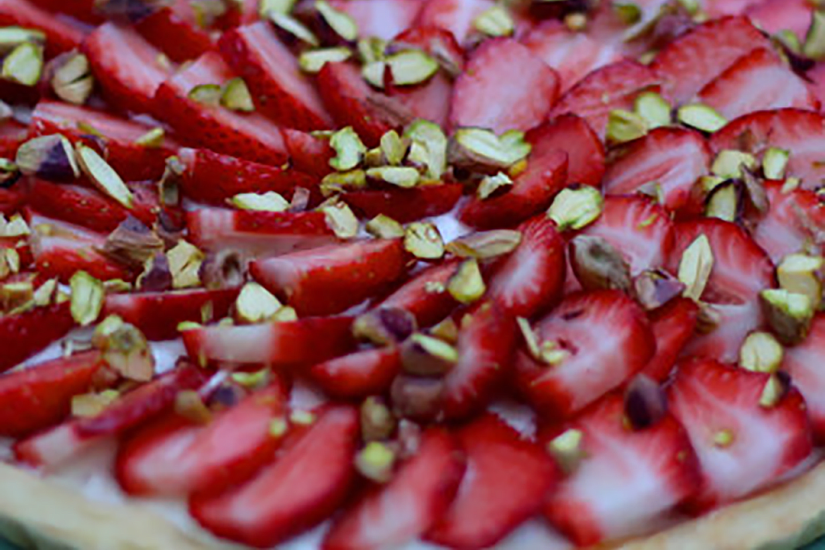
[290,187,311,212]
[404,120,448,181]
[366,214,405,239]
[447,258,486,304]
[268,417,288,438]
[777,253,823,308]
[93,315,155,381]
[379,130,408,165]
[448,127,531,172]
[137,252,173,292]
[72,389,119,418]
[103,216,165,268]
[290,409,316,425]
[231,191,290,212]
[320,201,359,238]
[51,52,93,105]
[15,134,79,181]
[782,177,801,194]
[634,91,671,129]
[329,126,366,172]
[762,147,790,180]
[711,150,757,179]
[315,0,358,41]
[547,186,604,231]
[166,240,205,289]
[804,9,825,60]
[547,428,585,474]
[739,331,784,373]
[355,441,396,483]
[177,321,202,332]
[75,145,134,208]
[174,389,212,424]
[700,175,726,194]
[0,214,29,238]
[446,229,522,260]
[187,83,223,106]
[366,166,420,188]
[705,180,741,222]
[298,46,352,73]
[134,127,165,148]
[357,37,387,64]
[637,180,665,204]
[517,317,542,361]
[400,333,458,376]
[363,147,384,167]
[570,235,632,292]
[220,77,255,112]
[760,288,814,345]
[269,12,319,46]
[258,0,294,16]
[713,428,734,448]
[613,2,642,25]
[2,42,42,86]
[0,280,32,311]
[353,307,416,346]
[361,60,387,88]
[759,374,787,408]
[69,271,104,326]
[235,281,283,323]
[103,279,132,293]
[430,316,458,343]
[678,234,714,301]
[320,169,367,196]
[775,28,803,54]
[473,4,514,36]
[0,27,44,53]
[477,171,513,200]
[606,108,648,144]
[31,278,57,307]
[360,396,396,441]
[633,269,686,310]
[385,49,439,86]
[158,156,183,207]
[404,222,444,260]
[677,103,727,133]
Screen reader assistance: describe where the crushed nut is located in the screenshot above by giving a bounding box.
[231,191,290,212]
[678,234,714,301]
[446,258,486,304]
[477,171,513,200]
[329,126,366,172]
[298,47,352,73]
[739,331,784,373]
[547,186,604,231]
[103,216,164,268]
[355,441,396,483]
[711,150,757,179]
[320,200,359,238]
[235,281,284,323]
[353,306,417,346]
[777,253,823,309]
[473,4,514,36]
[93,314,155,381]
[449,128,531,173]
[365,214,405,239]
[404,120,447,181]
[676,103,727,133]
[400,333,458,376]
[269,12,319,46]
[315,0,358,41]
[70,271,104,326]
[634,91,671,129]
[446,229,522,260]
[762,147,790,180]
[570,235,632,292]
[134,127,165,148]
[166,240,205,289]
[606,108,648,144]
[76,144,134,208]
[50,52,93,105]
[2,42,43,86]
[547,428,585,474]
[366,166,420,188]
[360,396,396,442]
[220,77,254,112]
[760,288,814,345]
[174,389,212,424]
[72,389,119,418]
[15,134,79,181]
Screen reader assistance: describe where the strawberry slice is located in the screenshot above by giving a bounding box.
[642,298,699,382]
[392,25,464,74]
[709,108,825,190]
[176,147,318,206]
[135,6,215,63]
[532,114,604,188]
[154,52,289,166]
[218,22,332,131]
[331,0,423,41]
[550,60,659,138]
[0,119,28,158]
[0,302,74,374]
[514,290,655,417]
[116,381,288,497]
[250,239,409,316]
[668,358,812,511]
[650,16,768,104]
[753,180,825,263]
[697,47,819,121]
[746,0,813,39]
[387,71,453,130]
[182,316,356,366]
[282,128,334,178]
[486,215,566,319]
[342,184,463,224]
[784,315,825,442]
[603,128,712,212]
[449,38,560,134]
[191,405,360,548]
[103,288,239,341]
[186,208,337,256]
[322,428,466,550]
[82,22,172,115]
[378,261,461,327]
[704,0,763,17]
[309,346,401,400]
[15,364,209,468]
[0,0,84,56]
[415,0,496,46]
[426,413,558,549]
[541,394,700,547]
[0,351,106,438]
[0,187,26,217]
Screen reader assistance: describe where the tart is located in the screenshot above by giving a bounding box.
[0,0,824,549]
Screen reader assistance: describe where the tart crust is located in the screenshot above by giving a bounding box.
[1,460,825,550]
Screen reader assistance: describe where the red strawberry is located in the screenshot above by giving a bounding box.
[154,52,289,166]
[186,208,337,256]
[753,180,825,263]
[486,215,566,319]
[322,428,466,550]
[103,288,239,341]
[697,48,818,121]
[785,315,825,442]
[116,381,288,497]
[449,38,560,134]
[135,6,215,63]
[218,22,332,131]
[388,71,453,129]
[0,0,83,56]
[281,128,334,178]
[603,128,712,213]
[343,184,463,224]
[746,0,813,39]
[250,239,409,316]
[331,0,423,41]
[514,290,656,418]
[182,316,355,367]
[0,187,26,216]
[0,119,28,158]
[0,302,74,374]
[82,22,172,115]
[415,0,496,46]
[668,358,812,511]
[15,364,209,469]
[704,0,763,17]
[650,16,768,104]
[806,62,825,110]
[426,414,558,549]
[191,405,360,548]
[550,60,660,138]
[709,109,825,191]
[685,302,763,364]
[541,394,700,547]
[310,346,401,400]
[533,114,605,187]
[642,298,700,382]
[378,260,461,327]
[0,351,105,437]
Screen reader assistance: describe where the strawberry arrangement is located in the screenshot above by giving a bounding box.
[1,0,825,548]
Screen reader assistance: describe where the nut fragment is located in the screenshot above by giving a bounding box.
[70,271,104,326]
[713,428,735,448]
[231,191,290,212]
[355,441,396,483]
[446,229,522,260]
[759,373,790,408]
[2,42,43,86]
[634,91,671,129]
[383,50,439,87]
[711,150,757,179]
[137,252,173,292]
[477,172,513,200]
[473,4,514,37]
[353,307,417,346]
[320,200,359,239]
[547,186,604,231]
[258,0,294,16]
[290,409,316,425]
[547,428,585,474]
[676,103,727,133]
[448,128,531,173]
[777,253,823,309]
[103,216,164,268]
[220,77,254,112]
[0,214,29,238]
[92,314,155,381]
[366,214,405,239]
[134,127,165,148]
[606,108,648,144]
[298,47,352,73]
[760,288,814,345]
[329,126,366,172]
[231,367,272,389]
[430,316,458,343]
[15,134,79,181]
[0,27,45,53]
[804,9,825,60]
[739,331,784,373]
[320,169,367,196]
[187,83,223,106]
[633,269,685,310]
[166,240,205,289]
[705,179,741,222]
[400,333,458,376]
[570,235,632,292]
[624,374,667,430]
[269,12,319,46]
[235,281,284,323]
[390,374,444,421]
[762,147,790,180]
[50,52,93,105]
[404,120,447,181]
[446,258,486,305]
[517,317,569,366]
[315,0,358,41]
[677,234,714,302]
[379,130,409,166]
[404,222,444,260]
[268,416,288,438]
[199,249,246,290]
[174,390,212,424]
[72,389,119,418]
[360,396,396,442]
[76,144,134,208]
[366,166,420,188]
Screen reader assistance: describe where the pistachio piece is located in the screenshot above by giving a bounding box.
[782,177,802,194]
[357,37,387,64]
[353,307,417,346]
[366,214,405,239]
[404,221,444,260]
[739,331,784,373]
[136,252,173,292]
[633,91,671,129]
[759,372,790,408]
[762,147,790,180]
[547,186,604,231]
[267,416,288,438]
[517,316,569,366]
[777,253,823,308]
[366,166,420,188]
[315,0,358,41]
[711,150,757,179]
[0,27,45,53]
[361,60,387,88]
[269,12,319,46]
[705,179,741,222]
[2,42,42,86]
[476,172,513,200]
[320,169,367,196]
[0,214,29,238]
[713,428,735,448]
[174,390,212,424]
[384,49,439,86]
[678,234,714,301]
[760,288,814,345]
[448,127,531,172]
[72,389,119,418]
[158,156,183,207]
[633,269,686,310]
[320,200,359,239]
[230,191,290,212]
[187,83,223,106]
[446,229,522,260]
[75,144,134,208]
[360,396,396,442]
[606,108,648,144]
[379,130,408,166]
[473,4,515,37]
[400,333,458,376]
[69,271,104,326]
[547,428,585,474]
[624,374,667,430]
[805,9,825,60]
[258,0,294,16]
[232,367,271,389]
[220,77,254,112]
[15,134,79,181]
[517,316,542,361]
[298,46,352,73]
[430,316,459,343]
[166,240,205,289]
[103,216,164,268]
[676,103,727,133]
[235,281,283,323]
[31,278,57,308]
[329,126,366,172]
[700,175,726,195]
[290,409,316,425]
[134,127,165,148]
[0,280,33,312]
[570,235,632,292]
[404,119,447,181]
[50,52,93,105]
[446,258,486,305]
[93,315,155,381]
[355,441,396,483]
[613,2,642,24]
[390,374,444,421]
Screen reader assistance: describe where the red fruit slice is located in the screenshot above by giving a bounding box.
[0,119,28,158]
[486,215,566,319]
[136,6,215,63]
[415,0,495,46]
[116,381,288,497]
[541,394,700,547]
[331,0,423,41]
[154,52,289,166]
[0,302,74,374]
[746,0,813,39]
[282,128,334,178]
[322,428,466,550]
[392,25,465,74]
[0,351,104,437]
[377,261,461,327]
[514,290,655,417]
[784,315,825,442]
[449,38,560,134]
[603,128,712,212]
[103,288,239,341]
[342,184,463,224]
[309,346,401,400]
[683,301,762,364]
[534,114,605,187]
[426,414,558,549]
[0,0,84,56]
[668,358,812,511]
[642,298,700,382]
[182,316,355,366]
[753,180,825,263]
[218,22,332,131]
[388,71,452,129]
[0,187,26,216]
[191,405,360,548]
[250,239,409,316]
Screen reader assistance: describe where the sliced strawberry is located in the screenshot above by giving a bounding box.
[697,47,818,121]
[378,261,461,327]
[426,414,557,549]
[486,215,566,319]
[15,364,209,468]
[116,381,288,497]
[704,0,763,17]
[250,239,409,316]
[82,22,172,115]
[449,38,560,134]
[322,428,466,550]
[806,62,825,110]
[514,290,655,418]
[182,316,356,367]
[550,60,660,138]
[746,0,813,39]
[186,208,337,256]
[753,180,825,263]
[0,302,74,374]
[331,0,423,41]
[414,0,496,46]
[0,0,84,56]
[710,108,825,190]
[392,25,465,74]
[388,71,453,129]
[784,315,825,442]
[650,16,768,104]
[603,128,712,213]
[642,298,699,382]
[0,187,28,217]
[154,52,289,166]
[541,394,700,547]
[534,114,605,187]
[0,119,28,158]
[309,346,401,400]
[218,22,332,131]
[668,358,812,511]
[685,301,763,364]
[281,128,334,178]
[191,405,359,547]
[103,288,239,341]
[136,6,215,63]
[342,184,463,224]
